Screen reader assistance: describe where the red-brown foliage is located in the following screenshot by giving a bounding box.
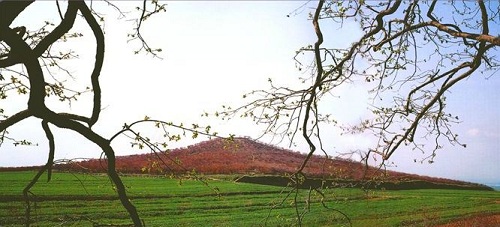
[46,137,484,188]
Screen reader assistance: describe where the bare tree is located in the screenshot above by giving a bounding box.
[221,2,499,223]
[224,0,499,173]
[0,1,170,226]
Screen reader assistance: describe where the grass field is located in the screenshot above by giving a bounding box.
[0,171,499,226]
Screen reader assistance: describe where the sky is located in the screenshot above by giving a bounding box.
[1,1,499,186]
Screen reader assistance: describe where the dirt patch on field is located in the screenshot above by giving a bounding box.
[235,175,493,190]
[434,213,500,227]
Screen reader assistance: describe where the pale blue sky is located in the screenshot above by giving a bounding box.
[1,1,499,185]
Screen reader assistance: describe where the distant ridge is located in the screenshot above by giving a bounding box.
[2,137,493,190]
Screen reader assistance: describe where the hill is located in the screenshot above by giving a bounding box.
[57,137,400,178]
[3,137,493,190]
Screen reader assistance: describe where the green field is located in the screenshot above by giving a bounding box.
[0,171,499,226]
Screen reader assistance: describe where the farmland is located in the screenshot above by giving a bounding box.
[1,171,499,226]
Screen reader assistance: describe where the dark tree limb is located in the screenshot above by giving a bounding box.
[43,112,142,226]
[297,0,324,175]
[0,1,34,30]
[22,165,46,227]
[59,112,91,124]
[0,1,78,68]
[322,0,403,82]
[21,121,55,226]
[427,21,499,45]
[0,109,32,132]
[41,120,55,182]
[0,1,143,226]
[1,26,47,111]
[77,1,104,127]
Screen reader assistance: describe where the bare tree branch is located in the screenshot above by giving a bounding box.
[0,109,32,132]
[41,120,55,182]
[77,1,104,127]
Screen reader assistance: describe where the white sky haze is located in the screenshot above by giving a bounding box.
[1,1,499,186]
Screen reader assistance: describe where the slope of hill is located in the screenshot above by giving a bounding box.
[1,137,490,190]
[55,137,382,177]
[45,137,492,190]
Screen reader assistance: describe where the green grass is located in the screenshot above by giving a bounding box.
[0,171,499,226]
